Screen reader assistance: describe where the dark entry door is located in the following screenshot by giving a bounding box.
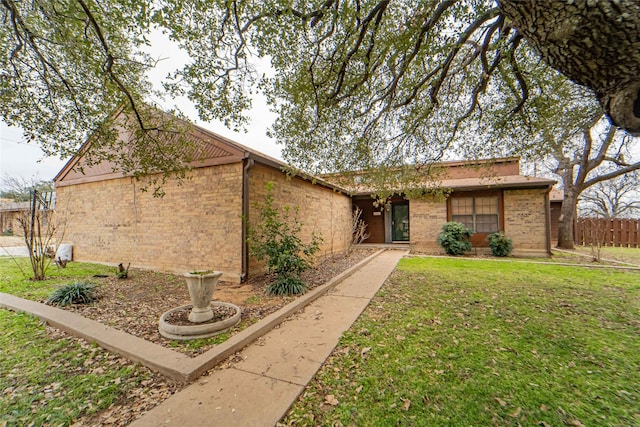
[391,203,409,241]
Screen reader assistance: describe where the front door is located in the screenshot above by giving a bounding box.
[391,203,409,241]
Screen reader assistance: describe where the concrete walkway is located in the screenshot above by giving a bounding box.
[131,249,407,427]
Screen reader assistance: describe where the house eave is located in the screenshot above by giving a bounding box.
[350,177,557,197]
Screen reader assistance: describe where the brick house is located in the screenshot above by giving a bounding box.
[349,158,556,256]
[54,114,353,283]
[55,114,555,280]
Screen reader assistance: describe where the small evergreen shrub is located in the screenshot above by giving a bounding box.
[267,275,308,296]
[248,182,323,296]
[487,231,513,257]
[47,281,97,306]
[437,222,473,255]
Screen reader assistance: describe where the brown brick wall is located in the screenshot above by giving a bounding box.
[444,159,520,179]
[408,195,448,253]
[247,164,352,275]
[408,189,550,256]
[503,189,550,256]
[56,163,245,281]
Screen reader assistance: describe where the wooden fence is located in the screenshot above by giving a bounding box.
[575,218,640,248]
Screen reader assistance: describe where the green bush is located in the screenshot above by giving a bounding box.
[437,222,473,255]
[47,281,97,306]
[248,182,323,296]
[267,275,308,296]
[487,231,513,257]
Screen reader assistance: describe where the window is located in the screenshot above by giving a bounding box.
[451,196,499,233]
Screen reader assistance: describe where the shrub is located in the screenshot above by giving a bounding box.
[248,182,323,296]
[267,275,308,296]
[116,263,130,279]
[47,281,97,306]
[437,222,473,255]
[487,231,513,257]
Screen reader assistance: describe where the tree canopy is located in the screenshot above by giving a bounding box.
[2,0,638,177]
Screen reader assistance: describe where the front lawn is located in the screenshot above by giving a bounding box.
[0,258,114,300]
[0,259,181,426]
[283,257,640,426]
[571,245,640,265]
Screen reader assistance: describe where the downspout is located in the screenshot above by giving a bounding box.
[241,158,255,282]
[544,187,552,256]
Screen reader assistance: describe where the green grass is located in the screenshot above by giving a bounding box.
[283,257,640,426]
[0,310,154,426]
[0,258,153,425]
[571,245,640,265]
[0,257,113,300]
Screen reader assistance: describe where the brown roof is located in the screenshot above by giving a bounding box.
[54,108,348,194]
[350,174,556,196]
[0,200,30,212]
[440,175,556,191]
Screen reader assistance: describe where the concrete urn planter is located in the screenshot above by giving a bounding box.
[184,271,223,323]
[158,270,241,340]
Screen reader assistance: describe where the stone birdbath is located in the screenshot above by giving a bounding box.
[159,271,241,340]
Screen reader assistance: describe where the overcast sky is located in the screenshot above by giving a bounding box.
[0,30,281,189]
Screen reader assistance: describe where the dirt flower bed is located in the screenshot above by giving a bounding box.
[63,249,376,357]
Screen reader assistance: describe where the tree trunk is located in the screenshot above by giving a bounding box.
[498,0,640,136]
[557,189,578,249]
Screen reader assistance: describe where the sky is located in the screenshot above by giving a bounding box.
[0,30,281,189]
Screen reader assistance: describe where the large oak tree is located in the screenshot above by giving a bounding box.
[2,0,639,176]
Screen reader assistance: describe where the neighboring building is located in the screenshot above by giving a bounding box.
[0,199,30,235]
[348,158,556,256]
[54,112,556,280]
[549,187,564,244]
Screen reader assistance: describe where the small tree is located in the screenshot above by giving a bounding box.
[437,222,473,256]
[17,189,61,280]
[583,218,607,263]
[579,172,640,219]
[1,176,54,202]
[346,206,370,256]
[248,182,323,296]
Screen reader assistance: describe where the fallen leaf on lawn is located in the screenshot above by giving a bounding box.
[509,407,521,418]
[540,404,549,411]
[361,347,372,357]
[324,395,339,406]
[355,386,363,393]
[568,420,585,427]
[396,335,405,341]
[401,398,411,411]
[494,397,507,407]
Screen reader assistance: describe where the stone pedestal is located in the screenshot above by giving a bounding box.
[183,271,223,323]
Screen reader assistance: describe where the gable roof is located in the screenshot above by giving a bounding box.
[53,108,348,194]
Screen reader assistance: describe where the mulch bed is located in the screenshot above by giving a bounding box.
[63,249,376,357]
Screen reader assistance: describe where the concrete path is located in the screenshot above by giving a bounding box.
[131,249,407,427]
